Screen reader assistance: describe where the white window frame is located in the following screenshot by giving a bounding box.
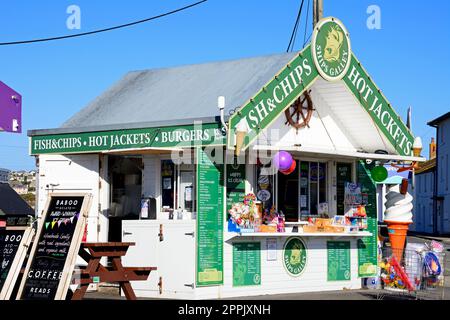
[159,156,197,214]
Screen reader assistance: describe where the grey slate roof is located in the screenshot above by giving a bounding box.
[55,52,297,133]
[0,183,34,216]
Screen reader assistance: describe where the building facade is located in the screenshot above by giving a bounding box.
[0,168,9,183]
[428,113,450,235]
[411,156,436,234]
[27,17,425,299]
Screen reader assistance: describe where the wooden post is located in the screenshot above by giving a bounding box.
[313,0,324,27]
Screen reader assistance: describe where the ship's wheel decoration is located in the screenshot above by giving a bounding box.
[284,91,314,132]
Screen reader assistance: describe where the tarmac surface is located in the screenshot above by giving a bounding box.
[83,235,450,301]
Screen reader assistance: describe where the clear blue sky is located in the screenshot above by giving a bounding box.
[0,0,449,170]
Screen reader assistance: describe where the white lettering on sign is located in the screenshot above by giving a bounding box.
[32,126,223,154]
[28,269,63,280]
[33,137,82,151]
[246,58,313,130]
[161,129,211,143]
[346,65,412,155]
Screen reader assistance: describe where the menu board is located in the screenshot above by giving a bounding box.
[233,242,261,287]
[357,161,378,277]
[327,241,351,281]
[0,230,25,292]
[226,163,246,211]
[0,227,34,300]
[18,194,90,300]
[196,148,224,286]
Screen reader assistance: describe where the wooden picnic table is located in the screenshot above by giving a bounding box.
[72,242,156,300]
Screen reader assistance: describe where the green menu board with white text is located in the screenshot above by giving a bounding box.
[233,242,261,287]
[357,161,378,277]
[196,148,224,286]
[327,241,351,281]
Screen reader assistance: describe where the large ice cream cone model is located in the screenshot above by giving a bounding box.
[234,119,250,156]
[384,184,413,261]
[235,131,246,156]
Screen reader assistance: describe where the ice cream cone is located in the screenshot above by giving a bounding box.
[235,130,246,156]
[234,119,250,156]
[385,220,411,261]
[412,137,422,157]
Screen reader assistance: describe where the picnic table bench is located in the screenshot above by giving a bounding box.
[72,242,156,300]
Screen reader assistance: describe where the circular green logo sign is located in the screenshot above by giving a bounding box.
[283,237,307,277]
[312,17,351,81]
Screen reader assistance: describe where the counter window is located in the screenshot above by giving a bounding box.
[160,160,196,216]
[277,160,299,221]
[161,160,176,209]
[256,163,275,212]
[277,160,327,221]
[178,164,195,213]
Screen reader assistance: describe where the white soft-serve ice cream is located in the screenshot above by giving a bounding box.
[384,184,413,223]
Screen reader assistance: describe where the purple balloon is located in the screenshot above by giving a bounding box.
[273,151,293,171]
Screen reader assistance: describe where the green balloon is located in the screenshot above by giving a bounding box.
[371,166,388,182]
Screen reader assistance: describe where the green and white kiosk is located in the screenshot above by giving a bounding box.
[28,17,425,299]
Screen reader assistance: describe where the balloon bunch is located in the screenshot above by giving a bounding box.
[273,151,296,175]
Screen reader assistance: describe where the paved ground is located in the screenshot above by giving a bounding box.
[83,235,450,301]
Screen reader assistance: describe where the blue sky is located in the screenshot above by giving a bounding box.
[0,0,449,170]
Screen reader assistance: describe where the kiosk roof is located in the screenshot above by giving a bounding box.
[60,52,297,130]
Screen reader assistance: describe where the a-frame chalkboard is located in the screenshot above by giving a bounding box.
[16,193,92,300]
[0,226,34,300]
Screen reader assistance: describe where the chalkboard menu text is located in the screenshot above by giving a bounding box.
[0,227,34,300]
[17,194,91,300]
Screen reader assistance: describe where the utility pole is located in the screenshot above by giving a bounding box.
[313,0,323,27]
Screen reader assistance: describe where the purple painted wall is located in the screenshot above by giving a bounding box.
[0,81,21,133]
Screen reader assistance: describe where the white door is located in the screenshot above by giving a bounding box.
[37,154,100,242]
[121,221,195,298]
[158,222,195,295]
[122,222,160,296]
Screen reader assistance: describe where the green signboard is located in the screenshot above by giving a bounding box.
[30,123,225,155]
[343,54,414,156]
[226,163,246,212]
[196,148,224,286]
[312,17,351,82]
[227,44,319,152]
[327,241,351,281]
[232,242,261,287]
[283,237,308,277]
[357,161,378,277]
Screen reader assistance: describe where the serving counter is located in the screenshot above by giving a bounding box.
[121,219,374,299]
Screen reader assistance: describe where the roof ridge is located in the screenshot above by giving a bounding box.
[125,51,298,74]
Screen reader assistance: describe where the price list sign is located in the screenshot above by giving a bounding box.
[17,194,91,300]
[327,241,351,281]
[357,161,378,277]
[196,148,224,286]
[233,242,261,287]
[226,162,246,211]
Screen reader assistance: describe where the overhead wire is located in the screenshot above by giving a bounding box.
[286,0,305,52]
[0,0,208,46]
